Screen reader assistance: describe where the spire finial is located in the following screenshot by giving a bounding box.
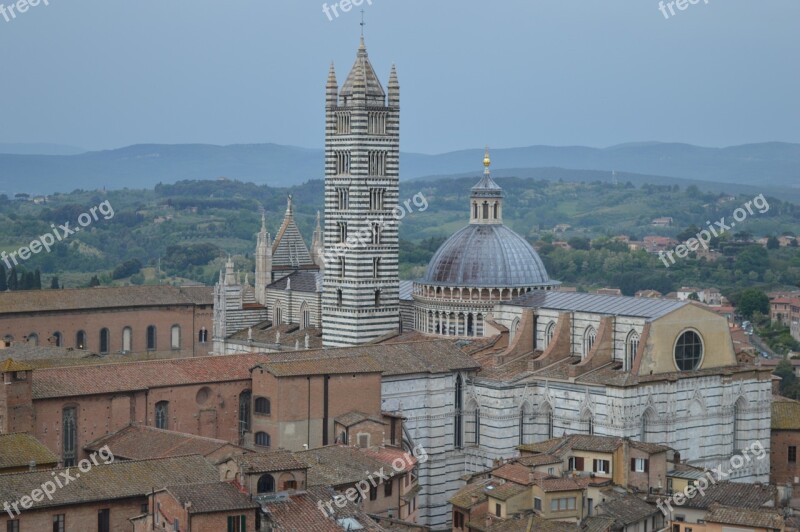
[360,9,366,37]
[286,194,293,215]
[483,146,491,175]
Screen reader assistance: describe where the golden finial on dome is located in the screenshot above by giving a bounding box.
[483,146,491,168]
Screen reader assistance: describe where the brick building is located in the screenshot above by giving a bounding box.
[0,285,214,358]
[771,395,800,486]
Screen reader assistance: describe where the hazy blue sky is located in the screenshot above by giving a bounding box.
[1,0,797,153]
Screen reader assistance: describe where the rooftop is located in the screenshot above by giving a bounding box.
[165,482,258,514]
[509,291,686,319]
[705,503,785,529]
[84,424,246,460]
[0,433,58,470]
[0,455,218,511]
[234,450,306,473]
[294,445,415,487]
[772,395,800,430]
[263,485,386,531]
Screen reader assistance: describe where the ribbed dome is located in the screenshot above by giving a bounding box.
[421,224,551,287]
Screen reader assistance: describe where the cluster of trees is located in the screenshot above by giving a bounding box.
[0,264,43,291]
[774,358,800,400]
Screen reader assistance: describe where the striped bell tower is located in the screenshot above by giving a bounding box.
[322,37,400,347]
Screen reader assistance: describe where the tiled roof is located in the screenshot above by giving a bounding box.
[449,479,491,508]
[258,353,384,377]
[294,445,415,487]
[485,481,527,501]
[515,454,562,467]
[264,485,385,531]
[492,463,533,485]
[84,424,245,460]
[597,493,659,525]
[165,482,258,514]
[0,433,58,470]
[235,450,306,473]
[267,270,322,293]
[335,411,386,428]
[629,440,673,454]
[0,455,217,510]
[468,514,580,532]
[772,395,800,430]
[705,503,784,529]
[581,516,616,532]
[0,358,33,372]
[535,477,586,492]
[0,285,211,314]
[681,481,776,510]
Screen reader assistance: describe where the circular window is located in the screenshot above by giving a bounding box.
[196,386,211,405]
[674,330,703,371]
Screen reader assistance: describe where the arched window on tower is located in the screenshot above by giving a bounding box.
[582,326,596,358]
[626,331,640,371]
[544,321,556,349]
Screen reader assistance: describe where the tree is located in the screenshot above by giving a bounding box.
[0,264,6,291]
[50,276,60,289]
[677,225,701,242]
[774,358,799,399]
[8,268,17,290]
[688,292,700,301]
[568,237,591,250]
[766,236,780,250]
[112,259,142,280]
[88,275,101,287]
[34,269,41,290]
[737,288,769,319]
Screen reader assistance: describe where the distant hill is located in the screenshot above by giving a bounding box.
[0,141,798,195]
[0,143,86,156]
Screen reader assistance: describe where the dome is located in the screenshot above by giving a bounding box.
[421,224,551,287]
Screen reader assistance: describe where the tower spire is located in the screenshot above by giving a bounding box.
[360,9,366,37]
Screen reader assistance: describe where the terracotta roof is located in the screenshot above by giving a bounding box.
[335,411,386,427]
[535,477,586,493]
[258,353,384,377]
[515,453,561,467]
[485,481,527,501]
[0,285,211,314]
[468,514,580,532]
[680,481,777,510]
[0,358,33,372]
[449,479,491,508]
[596,493,659,525]
[294,445,415,487]
[235,450,306,473]
[581,516,617,532]
[0,455,218,510]
[772,395,800,430]
[492,463,534,485]
[519,434,670,459]
[263,485,385,531]
[0,433,58,470]
[84,424,246,460]
[165,482,258,514]
[705,503,785,529]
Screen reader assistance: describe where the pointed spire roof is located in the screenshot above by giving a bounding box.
[340,37,386,99]
[471,147,504,197]
[327,62,338,86]
[272,195,314,270]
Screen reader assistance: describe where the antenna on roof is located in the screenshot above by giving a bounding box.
[360,9,366,37]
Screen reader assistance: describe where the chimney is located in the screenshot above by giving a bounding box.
[529,471,537,485]
[470,494,479,506]
[486,514,493,528]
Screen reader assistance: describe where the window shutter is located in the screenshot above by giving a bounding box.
[631,458,636,471]
[576,457,584,470]
[644,459,649,473]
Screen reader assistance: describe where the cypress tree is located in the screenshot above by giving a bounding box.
[0,264,7,291]
[50,276,60,289]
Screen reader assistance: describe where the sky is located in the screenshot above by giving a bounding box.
[0,0,798,154]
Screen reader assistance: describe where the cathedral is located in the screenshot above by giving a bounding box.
[209,36,774,529]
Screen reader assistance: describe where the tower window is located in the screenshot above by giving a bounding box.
[369,187,385,211]
[374,289,381,307]
[338,222,348,243]
[339,257,346,279]
[371,222,382,244]
[373,257,381,278]
[336,111,351,134]
[336,289,343,306]
[336,187,349,210]
[482,202,489,220]
[336,151,351,175]
[368,111,387,134]
[368,150,387,176]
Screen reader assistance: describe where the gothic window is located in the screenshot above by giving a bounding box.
[238,390,252,436]
[493,202,498,219]
[369,188,385,211]
[339,257,346,279]
[465,402,480,446]
[454,375,463,449]
[122,327,132,352]
[155,401,168,430]
[255,397,271,415]
[198,327,208,344]
[674,330,703,371]
[171,325,181,350]
[368,112,386,134]
[336,289,343,306]
[99,328,109,354]
[371,222,382,244]
[257,474,275,494]
[336,151,351,175]
[336,187,349,210]
[300,302,310,330]
[368,151,387,176]
[641,408,657,443]
[373,257,381,279]
[544,321,556,349]
[76,330,87,350]
[473,202,478,220]
[255,432,271,447]
[336,111,351,134]
[626,331,640,371]
[582,326,596,358]
[482,202,489,220]
[62,406,77,467]
[374,290,381,307]
[274,304,282,326]
[146,326,157,351]
[733,398,747,452]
